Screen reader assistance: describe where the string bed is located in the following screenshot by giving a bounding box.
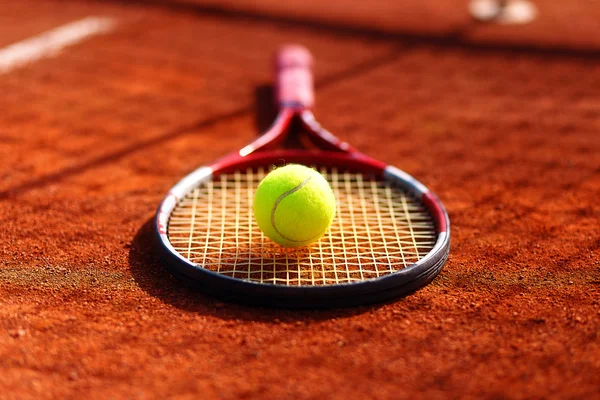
[167,168,436,286]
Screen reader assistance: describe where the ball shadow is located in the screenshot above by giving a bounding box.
[128,218,383,322]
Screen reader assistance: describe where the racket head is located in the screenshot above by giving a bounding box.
[155,150,450,308]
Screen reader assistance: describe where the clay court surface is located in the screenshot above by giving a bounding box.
[1,0,599,398]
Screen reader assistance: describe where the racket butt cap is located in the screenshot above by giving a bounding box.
[276,44,313,69]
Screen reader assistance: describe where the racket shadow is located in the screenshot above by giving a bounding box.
[254,84,278,134]
[128,218,390,320]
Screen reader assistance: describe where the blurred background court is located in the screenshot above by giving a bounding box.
[1,0,598,398]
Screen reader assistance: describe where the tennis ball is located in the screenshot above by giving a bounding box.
[253,164,336,248]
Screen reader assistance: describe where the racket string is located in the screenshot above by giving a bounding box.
[167,168,437,286]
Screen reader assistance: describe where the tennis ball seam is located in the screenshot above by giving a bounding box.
[270,174,322,243]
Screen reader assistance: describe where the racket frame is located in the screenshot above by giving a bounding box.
[154,46,450,308]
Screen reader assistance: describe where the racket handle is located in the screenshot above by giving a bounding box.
[276,45,314,110]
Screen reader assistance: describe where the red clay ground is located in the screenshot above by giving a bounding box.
[1,0,599,398]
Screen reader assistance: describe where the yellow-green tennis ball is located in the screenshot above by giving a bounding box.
[253,164,336,248]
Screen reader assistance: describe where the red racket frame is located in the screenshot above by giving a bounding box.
[154,45,450,308]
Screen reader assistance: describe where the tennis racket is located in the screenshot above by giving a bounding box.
[155,45,450,308]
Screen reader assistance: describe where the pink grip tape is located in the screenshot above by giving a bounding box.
[276,45,314,109]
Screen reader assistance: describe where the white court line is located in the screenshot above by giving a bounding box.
[0,16,116,74]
